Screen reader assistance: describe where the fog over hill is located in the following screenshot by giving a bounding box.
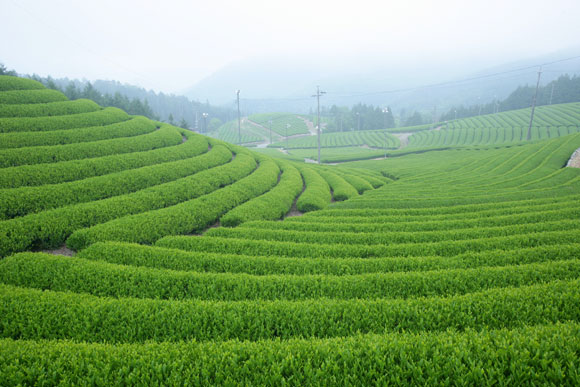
[183,47,580,115]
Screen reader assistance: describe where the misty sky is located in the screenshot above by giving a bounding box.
[1,0,579,94]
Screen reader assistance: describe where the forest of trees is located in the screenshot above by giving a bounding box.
[321,103,395,132]
[0,63,234,130]
[440,74,580,121]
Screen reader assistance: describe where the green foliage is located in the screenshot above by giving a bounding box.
[248,113,309,136]
[0,137,213,219]
[317,169,358,201]
[0,142,231,256]
[66,155,280,249]
[0,127,204,188]
[295,165,331,212]
[0,75,44,91]
[2,70,580,383]
[1,280,579,342]
[1,323,579,385]
[0,116,156,149]
[269,128,399,149]
[0,99,100,118]
[220,161,303,226]
[0,89,68,104]
[0,125,182,168]
[0,107,129,133]
[210,119,262,143]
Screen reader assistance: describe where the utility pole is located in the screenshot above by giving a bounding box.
[195,112,199,132]
[432,106,437,129]
[269,120,272,144]
[356,112,361,131]
[236,90,241,145]
[311,86,326,164]
[286,124,290,149]
[202,113,208,133]
[527,66,542,141]
[549,83,555,105]
[382,108,389,159]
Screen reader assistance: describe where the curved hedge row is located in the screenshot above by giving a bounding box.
[1,253,578,302]
[67,156,281,249]
[1,280,577,343]
[0,116,156,149]
[250,206,580,233]
[0,75,45,91]
[0,323,578,385]
[0,125,182,167]
[295,165,331,212]
[337,173,374,193]
[204,219,577,246]
[0,106,129,133]
[0,144,234,257]
[220,160,303,227]
[317,169,358,201]
[78,242,580,276]
[156,229,580,259]
[0,138,219,219]
[0,99,100,118]
[0,89,68,104]
[0,129,206,188]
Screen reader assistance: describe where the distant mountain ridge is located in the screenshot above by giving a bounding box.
[182,47,580,115]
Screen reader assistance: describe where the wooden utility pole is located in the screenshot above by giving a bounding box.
[527,67,542,141]
[236,90,241,145]
[312,86,326,164]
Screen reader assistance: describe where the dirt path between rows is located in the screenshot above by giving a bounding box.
[297,116,318,136]
[392,125,442,150]
[566,147,580,168]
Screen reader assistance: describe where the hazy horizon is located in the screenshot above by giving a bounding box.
[2,0,580,98]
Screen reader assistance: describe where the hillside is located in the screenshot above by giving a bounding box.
[1,74,580,384]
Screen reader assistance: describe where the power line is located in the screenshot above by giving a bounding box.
[325,55,580,99]
[237,55,580,105]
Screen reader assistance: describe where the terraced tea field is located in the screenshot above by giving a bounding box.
[1,74,580,384]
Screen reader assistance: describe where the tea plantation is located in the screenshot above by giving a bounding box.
[1,75,579,384]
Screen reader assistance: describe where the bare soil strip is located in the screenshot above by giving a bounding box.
[566,148,580,168]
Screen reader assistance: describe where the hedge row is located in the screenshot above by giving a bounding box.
[220,160,303,227]
[0,323,578,385]
[78,241,580,276]
[2,253,578,302]
[0,280,577,342]
[317,169,358,201]
[0,129,206,188]
[204,219,578,246]
[335,172,373,193]
[301,194,580,217]
[0,116,156,149]
[0,106,128,133]
[243,207,580,233]
[0,144,235,257]
[156,229,580,259]
[0,75,45,91]
[67,156,280,249]
[0,89,68,104]
[0,99,100,118]
[295,165,331,212]
[0,138,221,220]
[293,198,580,225]
[0,125,182,168]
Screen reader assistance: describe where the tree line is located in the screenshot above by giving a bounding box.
[441,74,580,121]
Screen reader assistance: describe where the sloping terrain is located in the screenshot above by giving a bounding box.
[1,75,579,384]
